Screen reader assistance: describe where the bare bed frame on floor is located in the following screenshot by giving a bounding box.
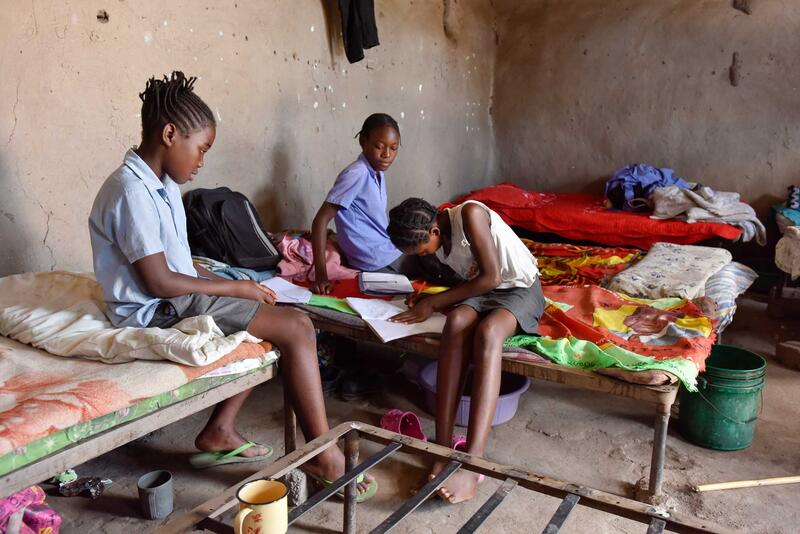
[160,422,728,534]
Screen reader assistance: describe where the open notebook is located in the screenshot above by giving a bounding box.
[261,277,312,304]
[345,297,446,342]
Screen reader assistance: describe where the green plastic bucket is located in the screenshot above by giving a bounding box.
[679,345,766,451]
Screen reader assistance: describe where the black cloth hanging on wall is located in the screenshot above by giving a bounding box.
[339,0,379,64]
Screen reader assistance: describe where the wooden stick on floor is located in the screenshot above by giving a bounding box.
[694,476,800,493]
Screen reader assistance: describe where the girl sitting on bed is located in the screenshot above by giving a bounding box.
[311,113,419,294]
[88,71,375,498]
[387,197,544,504]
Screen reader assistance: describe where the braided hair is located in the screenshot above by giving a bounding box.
[356,113,400,144]
[388,198,438,250]
[139,71,215,139]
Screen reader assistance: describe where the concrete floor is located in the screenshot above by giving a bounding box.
[48,294,800,533]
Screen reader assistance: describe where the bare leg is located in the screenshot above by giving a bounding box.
[247,305,370,492]
[438,309,518,504]
[423,306,479,488]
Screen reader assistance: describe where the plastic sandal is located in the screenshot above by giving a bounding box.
[304,470,378,503]
[380,409,428,441]
[451,434,467,452]
[188,441,273,469]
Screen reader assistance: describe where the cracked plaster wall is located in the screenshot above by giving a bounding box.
[491,0,800,217]
[0,0,495,275]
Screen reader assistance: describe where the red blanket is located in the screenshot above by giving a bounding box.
[441,183,742,249]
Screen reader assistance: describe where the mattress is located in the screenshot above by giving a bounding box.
[0,336,277,477]
[441,183,742,249]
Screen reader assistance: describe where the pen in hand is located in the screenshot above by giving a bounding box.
[408,281,427,308]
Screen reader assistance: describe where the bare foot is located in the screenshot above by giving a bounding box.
[303,448,373,494]
[194,427,270,458]
[411,461,446,495]
[436,470,480,504]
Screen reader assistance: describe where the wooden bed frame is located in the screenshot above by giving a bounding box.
[0,364,279,498]
[302,309,679,499]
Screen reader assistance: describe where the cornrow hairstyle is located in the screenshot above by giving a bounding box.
[139,71,216,139]
[355,113,400,144]
[388,197,438,250]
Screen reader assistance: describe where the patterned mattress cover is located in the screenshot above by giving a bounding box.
[0,335,277,478]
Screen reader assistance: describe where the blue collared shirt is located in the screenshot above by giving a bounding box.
[325,154,401,271]
[89,149,197,327]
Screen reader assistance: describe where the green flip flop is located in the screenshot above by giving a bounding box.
[189,441,273,469]
[305,470,379,503]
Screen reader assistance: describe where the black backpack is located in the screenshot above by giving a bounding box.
[183,187,281,270]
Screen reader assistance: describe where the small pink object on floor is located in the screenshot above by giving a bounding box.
[0,485,61,533]
[380,409,428,441]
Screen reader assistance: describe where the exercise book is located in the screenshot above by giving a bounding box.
[345,297,446,342]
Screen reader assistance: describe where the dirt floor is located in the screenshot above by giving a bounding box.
[47,293,800,533]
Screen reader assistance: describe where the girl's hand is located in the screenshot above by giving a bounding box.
[391,299,434,324]
[405,292,425,308]
[312,277,333,295]
[229,280,277,305]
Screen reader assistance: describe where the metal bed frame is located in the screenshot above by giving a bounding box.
[159,422,730,533]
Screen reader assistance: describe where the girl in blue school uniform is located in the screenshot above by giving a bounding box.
[88,71,376,498]
[310,113,412,294]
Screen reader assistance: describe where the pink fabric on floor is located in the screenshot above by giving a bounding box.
[0,485,61,533]
[277,235,358,283]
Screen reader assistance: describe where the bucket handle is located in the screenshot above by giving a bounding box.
[694,377,763,426]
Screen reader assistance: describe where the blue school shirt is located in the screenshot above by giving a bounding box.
[88,149,197,327]
[325,154,401,271]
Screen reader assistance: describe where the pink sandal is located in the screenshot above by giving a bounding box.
[380,409,428,441]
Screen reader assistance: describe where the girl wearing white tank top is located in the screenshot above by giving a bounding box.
[387,198,545,505]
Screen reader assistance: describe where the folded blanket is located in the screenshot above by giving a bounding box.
[650,185,766,245]
[607,242,731,299]
[776,226,800,279]
[0,272,261,365]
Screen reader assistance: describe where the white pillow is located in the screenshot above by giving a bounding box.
[607,242,731,299]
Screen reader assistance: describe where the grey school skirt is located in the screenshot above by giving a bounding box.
[458,278,545,335]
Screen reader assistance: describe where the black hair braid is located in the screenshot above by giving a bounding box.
[388,198,438,250]
[139,71,215,138]
[356,113,400,143]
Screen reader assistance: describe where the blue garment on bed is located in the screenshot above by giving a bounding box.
[605,163,691,211]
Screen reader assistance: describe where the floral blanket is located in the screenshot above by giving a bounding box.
[505,285,715,390]
[0,335,274,459]
[522,240,642,286]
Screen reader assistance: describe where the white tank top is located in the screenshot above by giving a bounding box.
[435,200,539,289]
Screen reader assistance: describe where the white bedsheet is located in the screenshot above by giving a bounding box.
[0,271,261,366]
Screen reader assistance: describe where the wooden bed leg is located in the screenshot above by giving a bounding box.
[343,430,359,534]
[648,404,671,497]
[284,386,297,454]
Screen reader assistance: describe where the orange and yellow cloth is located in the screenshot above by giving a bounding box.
[522,240,642,286]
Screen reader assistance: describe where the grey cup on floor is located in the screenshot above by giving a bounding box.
[137,470,174,520]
